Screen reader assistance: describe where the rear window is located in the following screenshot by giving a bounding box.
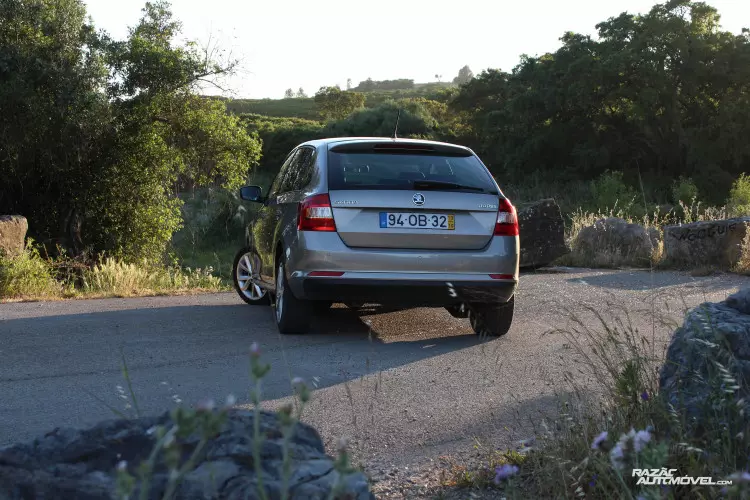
[327,150,498,194]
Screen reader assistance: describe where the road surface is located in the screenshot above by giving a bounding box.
[1,267,747,485]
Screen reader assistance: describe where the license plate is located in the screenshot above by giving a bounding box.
[379,212,455,230]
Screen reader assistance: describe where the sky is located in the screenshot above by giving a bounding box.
[83,0,749,100]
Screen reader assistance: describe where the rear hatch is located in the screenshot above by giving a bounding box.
[326,141,502,250]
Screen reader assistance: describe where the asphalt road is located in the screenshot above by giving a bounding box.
[1,268,748,478]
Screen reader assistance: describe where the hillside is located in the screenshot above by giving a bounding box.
[218,81,457,119]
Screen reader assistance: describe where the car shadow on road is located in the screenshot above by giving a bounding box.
[0,299,491,401]
[0,299,503,445]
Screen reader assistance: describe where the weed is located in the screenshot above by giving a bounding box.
[0,240,60,298]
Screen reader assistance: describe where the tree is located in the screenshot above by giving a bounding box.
[0,0,261,262]
[452,65,474,85]
[284,88,295,99]
[313,86,366,120]
[434,74,442,82]
[346,78,352,90]
[325,100,439,138]
[449,0,750,204]
[296,87,307,98]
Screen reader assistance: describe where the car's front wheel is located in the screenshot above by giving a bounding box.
[232,248,269,305]
[274,260,312,334]
[468,296,515,338]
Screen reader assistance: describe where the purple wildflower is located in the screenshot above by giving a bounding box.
[250,342,261,358]
[493,464,519,483]
[641,391,649,401]
[610,443,625,470]
[729,471,750,483]
[591,431,608,450]
[196,398,215,412]
[633,429,651,453]
[588,473,598,487]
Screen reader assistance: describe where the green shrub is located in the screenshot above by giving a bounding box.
[671,176,699,206]
[727,173,750,217]
[588,171,638,214]
[0,243,60,298]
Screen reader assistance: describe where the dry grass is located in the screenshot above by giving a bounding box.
[439,293,749,499]
[0,246,227,302]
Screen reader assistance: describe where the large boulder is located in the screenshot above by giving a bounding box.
[663,217,750,270]
[659,287,750,434]
[518,199,569,269]
[0,409,374,500]
[0,215,27,258]
[572,217,657,268]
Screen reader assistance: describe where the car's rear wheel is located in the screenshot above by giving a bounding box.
[232,248,269,305]
[312,301,333,313]
[468,296,514,337]
[274,260,311,334]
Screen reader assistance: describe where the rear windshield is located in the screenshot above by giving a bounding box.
[327,151,498,194]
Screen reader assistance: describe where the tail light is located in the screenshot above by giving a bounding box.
[494,197,519,236]
[298,194,336,231]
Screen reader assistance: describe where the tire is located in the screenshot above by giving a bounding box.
[274,259,312,334]
[468,295,515,338]
[312,301,333,313]
[232,247,270,305]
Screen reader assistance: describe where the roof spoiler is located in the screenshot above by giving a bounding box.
[329,142,472,157]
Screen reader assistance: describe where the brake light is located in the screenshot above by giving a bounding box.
[489,274,515,280]
[298,194,336,231]
[494,198,519,236]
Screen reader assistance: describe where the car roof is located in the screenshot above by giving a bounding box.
[301,137,474,153]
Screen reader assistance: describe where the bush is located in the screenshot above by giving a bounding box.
[588,171,639,214]
[671,176,699,206]
[0,243,60,298]
[727,173,750,217]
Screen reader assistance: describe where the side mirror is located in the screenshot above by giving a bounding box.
[240,185,264,203]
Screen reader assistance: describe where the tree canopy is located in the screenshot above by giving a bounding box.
[0,0,261,261]
[449,0,750,204]
[452,65,474,86]
[313,86,366,121]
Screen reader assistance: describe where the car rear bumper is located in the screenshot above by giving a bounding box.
[289,272,517,306]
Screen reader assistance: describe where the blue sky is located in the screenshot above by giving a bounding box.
[83,0,749,99]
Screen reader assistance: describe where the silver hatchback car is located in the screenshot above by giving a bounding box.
[232,137,519,335]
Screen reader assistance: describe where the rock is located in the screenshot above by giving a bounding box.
[659,287,750,434]
[0,409,374,500]
[517,199,569,269]
[0,215,28,258]
[572,217,656,267]
[662,217,750,270]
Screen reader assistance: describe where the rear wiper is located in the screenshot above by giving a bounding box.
[412,180,486,192]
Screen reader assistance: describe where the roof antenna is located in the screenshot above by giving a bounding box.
[392,109,401,140]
